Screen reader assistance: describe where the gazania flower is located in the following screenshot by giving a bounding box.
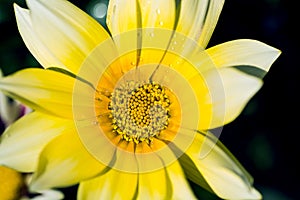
[0,0,280,199]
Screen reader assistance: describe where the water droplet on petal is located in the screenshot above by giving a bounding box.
[159,21,164,26]
[156,9,161,15]
[92,121,99,125]
[106,17,111,25]
[149,32,155,37]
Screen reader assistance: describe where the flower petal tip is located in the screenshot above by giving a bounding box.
[244,187,263,200]
[217,186,263,200]
[13,3,26,17]
[29,175,48,193]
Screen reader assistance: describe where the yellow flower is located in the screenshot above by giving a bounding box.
[0,0,280,199]
[0,165,24,200]
[0,165,64,200]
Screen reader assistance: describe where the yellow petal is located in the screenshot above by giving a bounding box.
[206,39,281,73]
[14,4,66,71]
[185,132,262,199]
[177,0,224,48]
[137,168,171,199]
[0,68,91,119]
[136,161,194,199]
[107,0,175,36]
[77,169,138,200]
[198,0,224,48]
[30,127,107,191]
[164,161,197,200]
[204,68,263,128]
[106,0,176,67]
[17,0,110,73]
[0,112,71,172]
[79,149,195,199]
[139,0,176,29]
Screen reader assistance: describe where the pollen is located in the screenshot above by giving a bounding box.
[109,81,171,144]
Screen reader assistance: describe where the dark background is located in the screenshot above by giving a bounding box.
[0,0,298,199]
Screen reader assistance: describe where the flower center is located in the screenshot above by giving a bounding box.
[109,81,170,144]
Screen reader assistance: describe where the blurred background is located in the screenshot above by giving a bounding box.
[0,0,298,199]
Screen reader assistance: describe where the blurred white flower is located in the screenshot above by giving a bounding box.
[0,70,31,127]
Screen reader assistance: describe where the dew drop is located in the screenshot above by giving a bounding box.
[106,18,111,26]
[92,121,99,126]
[131,61,136,66]
[156,9,161,15]
[149,32,155,37]
[159,21,164,26]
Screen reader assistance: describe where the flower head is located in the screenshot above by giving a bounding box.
[0,0,280,199]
